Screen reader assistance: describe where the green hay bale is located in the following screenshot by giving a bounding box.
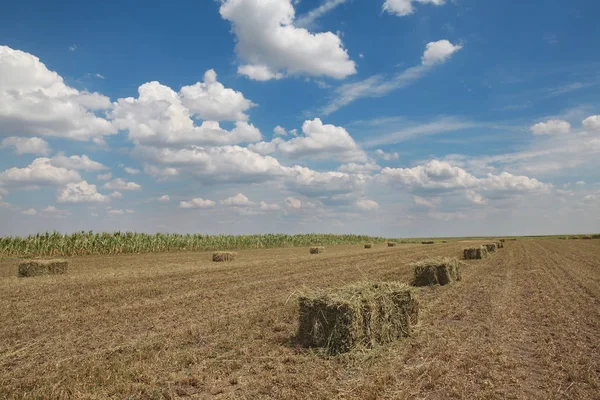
[463,246,488,260]
[310,247,325,254]
[212,251,237,262]
[364,243,373,249]
[18,259,68,277]
[297,281,419,355]
[421,241,435,245]
[411,257,463,286]
[483,243,497,253]
[387,242,396,247]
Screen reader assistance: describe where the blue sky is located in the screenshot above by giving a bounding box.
[1,0,599,236]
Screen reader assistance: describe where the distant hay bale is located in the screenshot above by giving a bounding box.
[441,240,448,243]
[507,238,517,241]
[387,242,396,247]
[18,259,68,277]
[421,241,435,245]
[411,257,463,286]
[463,246,488,260]
[483,243,498,253]
[499,239,506,242]
[297,281,419,355]
[212,251,237,262]
[310,247,325,254]
[581,235,593,240]
[496,241,504,249]
[364,243,373,249]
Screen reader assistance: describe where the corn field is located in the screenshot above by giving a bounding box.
[0,231,406,257]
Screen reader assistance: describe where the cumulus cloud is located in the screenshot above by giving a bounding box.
[109,191,123,199]
[582,115,600,133]
[249,118,366,162]
[57,181,109,203]
[22,205,71,218]
[356,199,379,211]
[158,195,170,202]
[0,46,115,141]
[102,178,141,191]
[375,149,399,161]
[337,162,381,174]
[259,201,281,211]
[179,198,216,209]
[285,165,369,197]
[219,0,356,80]
[179,69,256,121]
[221,193,251,206]
[97,172,112,181]
[0,158,81,189]
[383,0,445,16]
[324,40,461,114]
[530,119,571,135]
[286,197,302,209]
[1,137,50,155]
[110,81,262,146]
[50,154,107,171]
[124,167,141,175]
[273,125,288,136]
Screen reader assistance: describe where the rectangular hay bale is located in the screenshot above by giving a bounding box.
[463,246,488,260]
[297,281,419,355]
[411,257,463,286]
[212,251,236,262]
[483,243,497,253]
[310,247,325,254]
[364,243,373,249]
[421,241,435,245]
[18,259,68,277]
[387,242,396,247]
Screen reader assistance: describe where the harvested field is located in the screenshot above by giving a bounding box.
[1,240,599,399]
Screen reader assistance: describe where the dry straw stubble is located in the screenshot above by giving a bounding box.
[18,259,68,277]
[411,257,463,286]
[297,281,419,355]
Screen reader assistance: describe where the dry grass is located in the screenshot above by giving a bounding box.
[309,247,325,254]
[1,240,599,399]
[297,281,419,355]
[411,257,463,286]
[18,259,68,277]
[212,251,236,262]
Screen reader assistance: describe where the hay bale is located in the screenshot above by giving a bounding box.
[364,243,373,249]
[310,247,325,254]
[463,246,488,260]
[411,257,463,286]
[18,259,68,277]
[421,241,435,245]
[499,239,506,242]
[212,251,236,262]
[297,281,419,355]
[496,241,504,249]
[581,235,592,240]
[387,242,396,247]
[483,243,497,253]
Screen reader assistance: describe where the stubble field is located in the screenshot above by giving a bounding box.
[1,239,599,399]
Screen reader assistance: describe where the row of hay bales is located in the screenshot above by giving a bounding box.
[463,239,505,260]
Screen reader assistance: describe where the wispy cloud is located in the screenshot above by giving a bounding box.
[69,44,77,52]
[296,0,350,28]
[322,40,462,114]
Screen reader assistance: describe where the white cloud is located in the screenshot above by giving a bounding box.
[582,115,600,133]
[0,46,115,141]
[530,119,571,135]
[219,0,356,80]
[413,195,440,208]
[57,181,109,203]
[1,137,50,155]
[22,206,70,218]
[251,118,366,162]
[110,81,262,146]
[97,172,112,181]
[221,193,252,206]
[383,0,445,16]
[285,165,369,197]
[179,69,256,121]
[50,154,107,171]
[0,158,81,188]
[124,167,141,175]
[296,0,349,28]
[356,199,379,211]
[108,209,125,215]
[259,201,281,211]
[103,178,141,191]
[237,65,284,81]
[273,125,288,136]
[337,162,381,174]
[324,40,461,114]
[109,191,123,199]
[22,208,37,216]
[421,40,463,66]
[375,149,399,161]
[575,181,586,186]
[286,197,302,209]
[179,198,216,209]
[158,194,170,202]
